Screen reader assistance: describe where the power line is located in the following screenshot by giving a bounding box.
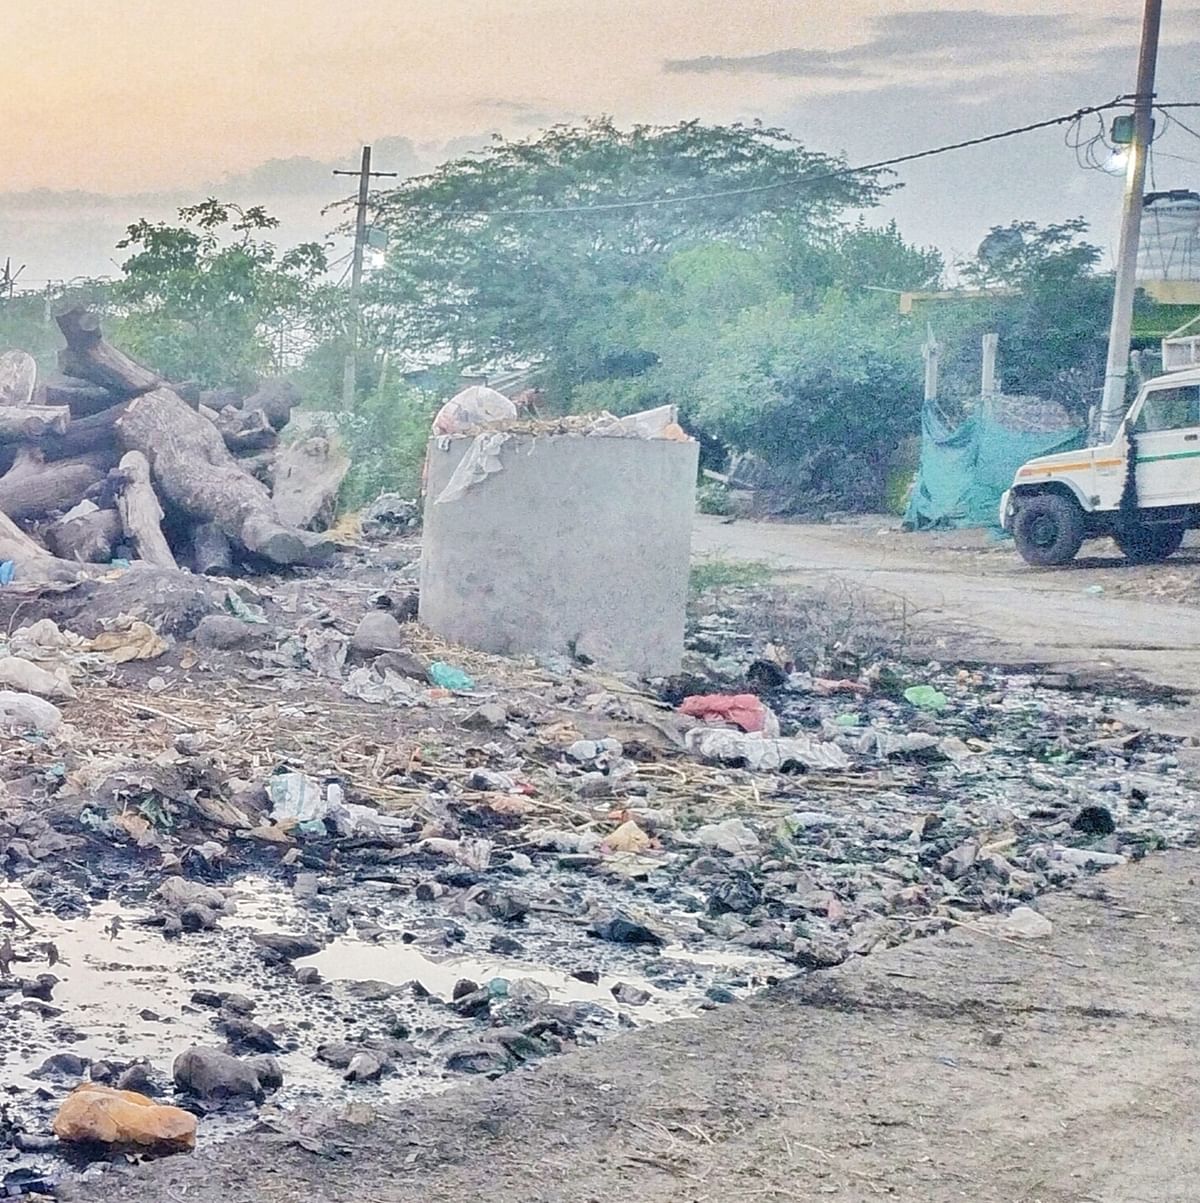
[377,96,1139,219]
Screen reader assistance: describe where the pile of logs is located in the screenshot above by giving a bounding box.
[0,308,349,580]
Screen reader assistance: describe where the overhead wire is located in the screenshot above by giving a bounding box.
[371,97,1138,219]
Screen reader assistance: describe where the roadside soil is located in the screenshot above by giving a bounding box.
[694,516,1200,697]
[67,516,1200,1203]
[88,849,1200,1203]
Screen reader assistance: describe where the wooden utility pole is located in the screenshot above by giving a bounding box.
[1097,0,1163,441]
[333,146,398,410]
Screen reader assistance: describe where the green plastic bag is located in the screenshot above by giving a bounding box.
[428,661,475,692]
[903,685,948,712]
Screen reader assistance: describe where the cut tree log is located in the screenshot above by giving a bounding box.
[216,406,277,453]
[236,450,276,486]
[0,511,82,582]
[0,351,37,406]
[244,379,299,430]
[45,505,122,563]
[55,306,162,396]
[114,450,177,569]
[189,521,233,576]
[35,375,121,417]
[0,448,112,520]
[116,388,334,566]
[0,406,70,440]
[272,428,350,531]
[38,401,128,462]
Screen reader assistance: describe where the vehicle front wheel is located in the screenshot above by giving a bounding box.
[1112,522,1185,564]
[1012,493,1086,567]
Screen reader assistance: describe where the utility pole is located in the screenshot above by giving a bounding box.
[333,146,398,409]
[1097,0,1163,442]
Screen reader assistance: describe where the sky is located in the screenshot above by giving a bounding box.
[0,0,1197,282]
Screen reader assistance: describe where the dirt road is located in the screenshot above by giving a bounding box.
[694,516,1200,695]
[91,851,1200,1203]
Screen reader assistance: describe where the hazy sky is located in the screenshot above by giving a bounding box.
[1,1,1197,279]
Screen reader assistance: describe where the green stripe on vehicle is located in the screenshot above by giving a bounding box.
[1137,449,1200,464]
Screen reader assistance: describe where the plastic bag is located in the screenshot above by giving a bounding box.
[428,661,475,691]
[435,432,510,503]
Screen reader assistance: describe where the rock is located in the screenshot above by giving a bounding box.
[567,738,622,763]
[444,1042,514,1076]
[790,934,848,970]
[115,1063,159,1096]
[293,872,320,900]
[451,988,493,1018]
[373,649,430,679]
[0,656,76,701]
[193,614,270,650]
[588,913,665,947]
[611,982,651,1006]
[344,1052,385,1083]
[217,1013,280,1053]
[296,966,322,986]
[1072,805,1116,836]
[705,985,737,1005]
[463,703,508,730]
[351,610,406,655]
[345,979,396,1001]
[220,993,256,1015]
[173,1047,281,1102]
[938,841,978,880]
[452,978,480,1000]
[251,931,323,960]
[315,1042,359,1069]
[13,1133,58,1153]
[693,817,760,856]
[489,934,525,956]
[707,872,761,916]
[21,974,57,1001]
[974,905,1053,939]
[156,878,233,915]
[1055,847,1126,869]
[33,1052,90,1080]
[53,1083,196,1155]
[0,691,62,735]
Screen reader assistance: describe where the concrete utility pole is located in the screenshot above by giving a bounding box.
[1097,0,1163,442]
[333,146,398,410]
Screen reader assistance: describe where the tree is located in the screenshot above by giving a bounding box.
[365,118,891,385]
[939,219,1114,415]
[114,201,343,388]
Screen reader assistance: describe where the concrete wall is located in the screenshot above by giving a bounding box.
[420,433,698,676]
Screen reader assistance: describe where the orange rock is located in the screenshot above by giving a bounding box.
[53,1083,196,1154]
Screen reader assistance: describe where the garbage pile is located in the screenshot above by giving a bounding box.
[0,527,1197,1191]
[0,311,349,585]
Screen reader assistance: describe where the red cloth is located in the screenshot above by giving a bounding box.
[678,693,768,734]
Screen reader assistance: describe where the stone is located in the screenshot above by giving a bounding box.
[217,1013,280,1053]
[53,1083,196,1155]
[489,934,525,956]
[115,1063,159,1096]
[173,1047,281,1102]
[611,982,651,1006]
[344,1051,385,1083]
[33,1052,90,1080]
[373,649,430,679]
[463,703,508,730]
[296,967,322,986]
[444,1042,514,1076]
[351,610,406,655]
[251,931,323,959]
[588,913,665,947]
[156,878,233,915]
[193,614,270,650]
[693,818,760,856]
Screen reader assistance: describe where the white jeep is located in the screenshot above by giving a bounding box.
[1000,365,1200,566]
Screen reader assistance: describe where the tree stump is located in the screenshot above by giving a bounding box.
[115,450,177,569]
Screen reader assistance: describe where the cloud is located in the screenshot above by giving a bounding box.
[665,10,1099,83]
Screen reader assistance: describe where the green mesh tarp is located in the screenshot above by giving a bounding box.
[904,401,1084,530]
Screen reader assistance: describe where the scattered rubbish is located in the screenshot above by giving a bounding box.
[0,656,76,701]
[0,691,62,735]
[1072,804,1116,835]
[428,661,475,691]
[87,619,168,663]
[224,590,269,624]
[692,817,761,856]
[0,561,15,586]
[678,692,776,734]
[685,727,850,772]
[1083,584,1105,596]
[342,665,421,706]
[52,1083,197,1155]
[903,685,949,712]
[268,772,342,830]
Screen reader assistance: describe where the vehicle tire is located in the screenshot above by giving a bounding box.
[1112,522,1185,564]
[1012,493,1086,566]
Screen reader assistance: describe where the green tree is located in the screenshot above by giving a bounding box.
[939,218,1114,414]
[114,200,343,388]
[365,118,891,387]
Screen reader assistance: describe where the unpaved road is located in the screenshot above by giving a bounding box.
[694,516,1200,696]
[90,852,1200,1203]
[78,518,1200,1203]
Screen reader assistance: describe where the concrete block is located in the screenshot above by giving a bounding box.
[420,433,697,676]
